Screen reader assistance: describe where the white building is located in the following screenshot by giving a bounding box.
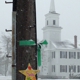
[39,0,80,79]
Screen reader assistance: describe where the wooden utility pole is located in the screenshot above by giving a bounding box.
[12,0,37,80]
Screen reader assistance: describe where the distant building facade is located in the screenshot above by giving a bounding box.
[39,0,80,79]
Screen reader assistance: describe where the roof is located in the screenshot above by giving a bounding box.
[52,40,80,49]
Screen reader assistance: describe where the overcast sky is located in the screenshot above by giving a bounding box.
[0,0,80,42]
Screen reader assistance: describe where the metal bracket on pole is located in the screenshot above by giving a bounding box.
[6,55,12,58]
[5,1,13,4]
[12,65,16,67]
[5,29,12,32]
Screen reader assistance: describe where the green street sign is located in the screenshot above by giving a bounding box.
[19,40,36,46]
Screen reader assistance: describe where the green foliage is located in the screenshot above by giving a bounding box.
[27,77,31,80]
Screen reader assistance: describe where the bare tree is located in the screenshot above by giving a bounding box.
[0,33,12,76]
[1,33,12,54]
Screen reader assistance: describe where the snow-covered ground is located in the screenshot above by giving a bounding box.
[0,76,80,80]
[0,76,11,80]
[38,79,80,80]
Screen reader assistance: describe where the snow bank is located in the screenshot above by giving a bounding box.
[0,76,11,80]
[38,79,80,80]
[0,76,79,80]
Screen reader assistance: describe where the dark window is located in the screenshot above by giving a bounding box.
[52,52,55,58]
[74,52,76,59]
[60,65,62,72]
[66,52,67,58]
[69,65,76,72]
[60,51,62,58]
[69,52,76,59]
[66,65,67,72]
[53,20,56,25]
[77,52,80,59]
[60,65,67,72]
[47,20,48,25]
[77,66,80,72]
[60,51,67,58]
[52,65,55,72]
[54,65,55,72]
[74,66,76,72]
[69,52,70,58]
[69,66,71,72]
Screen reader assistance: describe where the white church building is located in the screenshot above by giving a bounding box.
[39,0,80,79]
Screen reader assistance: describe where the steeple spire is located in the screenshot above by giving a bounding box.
[49,0,55,13]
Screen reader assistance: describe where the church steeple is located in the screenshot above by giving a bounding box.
[43,0,62,42]
[49,0,56,13]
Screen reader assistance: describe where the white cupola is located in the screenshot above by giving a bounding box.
[42,0,62,43]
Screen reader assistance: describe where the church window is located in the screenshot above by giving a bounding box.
[69,65,76,72]
[53,20,56,25]
[60,51,67,58]
[69,66,72,72]
[77,52,80,59]
[47,20,48,25]
[74,65,76,72]
[77,66,80,72]
[52,65,55,72]
[69,52,76,59]
[52,52,55,58]
[60,65,67,72]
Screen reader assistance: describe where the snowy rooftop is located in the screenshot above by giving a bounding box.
[52,40,80,49]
